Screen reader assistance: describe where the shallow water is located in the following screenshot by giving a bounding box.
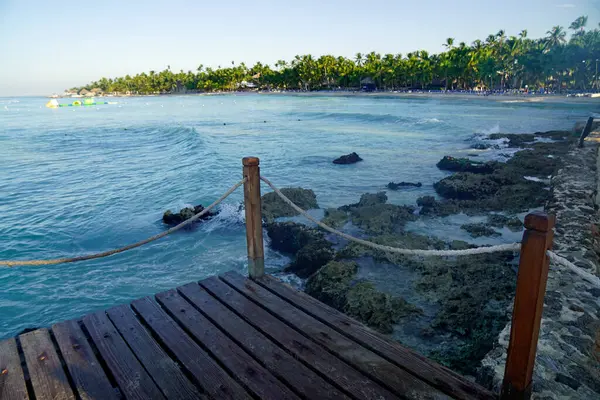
[0,94,595,338]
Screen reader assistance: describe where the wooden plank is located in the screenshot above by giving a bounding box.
[199,275,400,400]
[177,282,349,400]
[0,338,28,400]
[105,304,203,400]
[52,320,118,400]
[256,274,496,400]
[220,272,450,400]
[82,311,166,400]
[502,212,555,399]
[19,329,75,400]
[130,296,251,400]
[156,289,299,400]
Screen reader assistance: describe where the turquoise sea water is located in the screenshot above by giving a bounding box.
[0,94,596,338]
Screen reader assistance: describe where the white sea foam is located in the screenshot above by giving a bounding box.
[202,203,245,233]
[417,118,442,124]
[479,124,501,135]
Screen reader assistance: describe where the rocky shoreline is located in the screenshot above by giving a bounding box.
[261,121,599,390]
[481,122,600,399]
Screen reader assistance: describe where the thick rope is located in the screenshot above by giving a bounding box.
[0,178,246,267]
[260,176,521,256]
[261,176,600,288]
[546,250,600,288]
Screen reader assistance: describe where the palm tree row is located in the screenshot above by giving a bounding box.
[73,17,600,94]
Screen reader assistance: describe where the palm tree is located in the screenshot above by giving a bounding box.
[443,38,455,49]
[569,16,588,33]
[546,26,567,48]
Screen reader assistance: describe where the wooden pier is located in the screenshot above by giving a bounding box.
[0,157,557,399]
[1,272,498,400]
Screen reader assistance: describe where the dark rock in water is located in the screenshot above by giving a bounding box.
[450,240,473,250]
[467,153,479,157]
[387,181,422,190]
[261,187,318,222]
[489,133,535,147]
[555,373,581,391]
[162,205,216,226]
[434,173,501,200]
[305,260,421,333]
[285,239,335,278]
[417,196,463,216]
[437,156,498,174]
[487,214,523,231]
[333,152,363,164]
[339,192,417,235]
[461,223,501,238]
[345,281,422,333]
[305,261,358,310]
[266,222,333,278]
[412,252,517,374]
[266,222,322,254]
[416,196,436,208]
[470,143,489,150]
[322,208,348,228]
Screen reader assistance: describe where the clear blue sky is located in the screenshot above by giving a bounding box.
[1,0,599,96]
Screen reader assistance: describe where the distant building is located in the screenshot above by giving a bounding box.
[360,77,376,92]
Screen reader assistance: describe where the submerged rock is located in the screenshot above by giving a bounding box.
[434,173,502,200]
[488,133,535,147]
[345,281,422,333]
[487,214,523,231]
[436,156,498,174]
[333,152,363,164]
[305,261,358,309]
[387,181,422,190]
[413,252,518,374]
[162,205,216,226]
[461,223,501,238]
[266,222,333,278]
[321,208,348,228]
[261,187,318,223]
[266,222,322,254]
[286,239,335,278]
[305,260,421,333]
[339,192,417,235]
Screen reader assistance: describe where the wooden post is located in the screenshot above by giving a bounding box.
[501,211,555,400]
[242,157,265,278]
[579,116,594,147]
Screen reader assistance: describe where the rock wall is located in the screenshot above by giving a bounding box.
[481,129,600,398]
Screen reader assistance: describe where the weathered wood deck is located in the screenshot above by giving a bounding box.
[0,271,496,400]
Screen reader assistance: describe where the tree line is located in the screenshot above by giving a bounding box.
[72,17,599,94]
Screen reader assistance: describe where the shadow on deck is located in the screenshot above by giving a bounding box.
[0,271,494,400]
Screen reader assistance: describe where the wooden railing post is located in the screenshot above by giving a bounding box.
[578,116,594,147]
[242,157,265,278]
[501,211,555,399]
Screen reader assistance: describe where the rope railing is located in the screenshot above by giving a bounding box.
[1,168,599,289]
[260,175,600,289]
[0,178,246,267]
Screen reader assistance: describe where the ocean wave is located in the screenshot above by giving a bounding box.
[270,272,306,290]
[477,124,501,135]
[290,111,415,125]
[416,117,443,124]
[201,202,245,233]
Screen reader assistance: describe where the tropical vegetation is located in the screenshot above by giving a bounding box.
[71,17,600,94]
